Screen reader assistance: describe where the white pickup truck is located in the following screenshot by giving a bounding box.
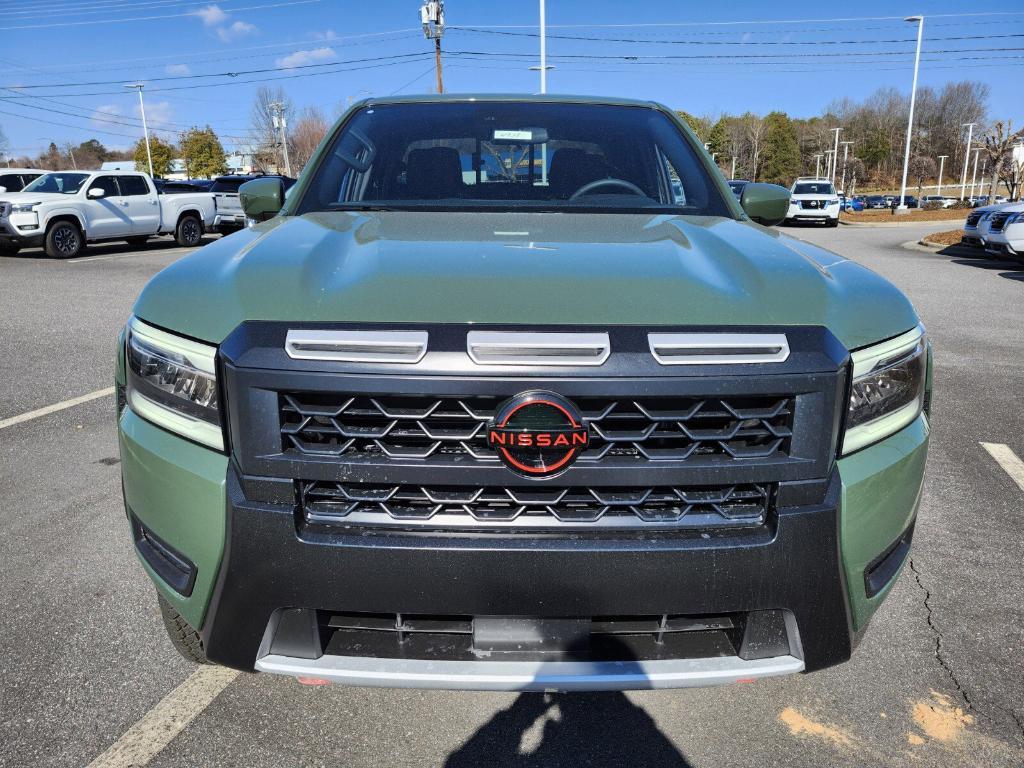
[0,170,215,258]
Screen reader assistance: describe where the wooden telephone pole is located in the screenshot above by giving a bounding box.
[421,1,445,94]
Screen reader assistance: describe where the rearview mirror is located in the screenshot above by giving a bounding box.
[239,177,284,222]
[739,183,790,227]
[88,187,105,199]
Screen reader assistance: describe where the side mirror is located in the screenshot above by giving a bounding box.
[88,187,105,199]
[739,183,790,227]
[239,177,284,222]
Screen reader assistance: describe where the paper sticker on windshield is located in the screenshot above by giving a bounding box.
[493,130,533,142]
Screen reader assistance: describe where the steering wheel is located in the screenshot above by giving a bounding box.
[569,177,647,201]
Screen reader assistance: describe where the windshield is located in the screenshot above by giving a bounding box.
[23,172,90,195]
[296,102,731,216]
[793,182,835,195]
[211,178,248,193]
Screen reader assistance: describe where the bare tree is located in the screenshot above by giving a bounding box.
[249,86,294,173]
[980,121,1024,202]
[290,107,330,172]
[908,155,937,198]
[741,113,765,182]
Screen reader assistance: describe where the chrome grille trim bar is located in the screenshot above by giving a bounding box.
[648,333,790,365]
[285,330,428,363]
[467,331,610,366]
[255,652,805,691]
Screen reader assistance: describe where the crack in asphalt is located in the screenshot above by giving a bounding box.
[909,558,1024,743]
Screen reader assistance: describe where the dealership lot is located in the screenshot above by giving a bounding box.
[1,224,1022,768]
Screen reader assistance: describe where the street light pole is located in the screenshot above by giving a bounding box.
[730,156,737,180]
[897,15,924,211]
[840,140,853,193]
[830,127,841,183]
[124,83,154,178]
[959,123,975,200]
[814,154,822,178]
[969,148,980,199]
[937,155,948,196]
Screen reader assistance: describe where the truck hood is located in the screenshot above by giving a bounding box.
[134,211,919,350]
[0,191,79,205]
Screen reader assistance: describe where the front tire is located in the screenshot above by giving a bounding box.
[175,215,203,247]
[45,221,83,259]
[827,218,839,228]
[0,243,20,256]
[157,593,209,665]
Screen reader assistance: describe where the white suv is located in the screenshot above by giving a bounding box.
[785,178,840,227]
[982,203,1024,262]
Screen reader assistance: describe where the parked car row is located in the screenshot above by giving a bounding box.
[961,202,1024,263]
[0,169,296,258]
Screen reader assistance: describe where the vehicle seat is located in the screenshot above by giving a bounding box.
[549,148,613,198]
[405,147,463,199]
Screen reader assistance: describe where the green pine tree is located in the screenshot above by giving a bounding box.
[134,135,175,177]
[760,112,801,186]
[178,126,228,180]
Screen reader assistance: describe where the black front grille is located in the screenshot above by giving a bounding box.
[989,212,1012,232]
[280,393,794,464]
[300,480,772,530]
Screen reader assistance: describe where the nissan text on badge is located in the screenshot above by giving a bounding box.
[117,95,931,691]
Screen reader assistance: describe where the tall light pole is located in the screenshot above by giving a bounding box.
[840,140,854,193]
[420,1,445,94]
[830,127,841,183]
[936,155,948,196]
[730,156,737,180]
[969,147,980,199]
[897,15,924,211]
[959,122,976,200]
[814,153,823,178]
[124,83,153,178]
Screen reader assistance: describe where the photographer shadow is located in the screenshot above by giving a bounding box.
[445,637,691,767]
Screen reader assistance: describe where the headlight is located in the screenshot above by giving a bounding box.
[125,316,223,450]
[842,325,927,455]
[11,202,40,213]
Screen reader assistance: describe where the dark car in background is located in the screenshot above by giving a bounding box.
[891,196,918,209]
[211,174,296,233]
[864,195,888,209]
[156,179,214,194]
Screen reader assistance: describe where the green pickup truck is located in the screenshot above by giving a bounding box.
[117,95,931,691]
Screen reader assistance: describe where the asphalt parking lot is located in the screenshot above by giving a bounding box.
[1,223,1022,768]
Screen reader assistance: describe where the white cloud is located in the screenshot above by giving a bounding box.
[165,63,191,76]
[192,4,228,26]
[136,100,173,129]
[216,20,257,42]
[91,104,122,127]
[309,29,337,41]
[275,46,336,69]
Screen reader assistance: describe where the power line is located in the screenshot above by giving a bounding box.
[0,0,321,31]
[449,27,1024,46]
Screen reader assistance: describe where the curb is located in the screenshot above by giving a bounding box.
[839,218,967,228]
[901,240,980,257]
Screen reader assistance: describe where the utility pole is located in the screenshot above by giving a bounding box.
[936,155,948,196]
[421,1,445,94]
[65,142,78,170]
[839,140,854,193]
[896,15,924,210]
[814,154,822,178]
[730,156,737,180]
[124,83,154,178]
[830,127,842,183]
[269,102,291,176]
[959,123,976,200]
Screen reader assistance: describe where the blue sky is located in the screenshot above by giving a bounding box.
[1,0,1022,157]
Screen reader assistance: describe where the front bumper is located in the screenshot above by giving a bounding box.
[0,219,44,247]
[119,407,928,689]
[212,213,245,231]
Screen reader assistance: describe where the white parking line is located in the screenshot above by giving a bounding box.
[0,386,115,430]
[980,442,1024,493]
[67,247,193,264]
[87,666,240,768]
